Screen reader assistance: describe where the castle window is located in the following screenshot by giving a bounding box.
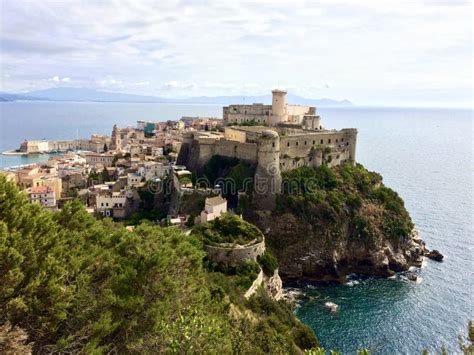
[341,137,344,142]
[304,141,307,145]
[287,142,290,147]
[320,139,323,144]
[328,139,331,144]
[296,142,298,146]
[313,140,315,145]
[336,139,338,143]
[272,142,275,147]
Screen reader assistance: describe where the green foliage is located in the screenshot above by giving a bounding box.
[228,120,263,127]
[205,259,260,289]
[258,250,278,275]
[0,175,316,353]
[126,208,166,225]
[202,155,239,185]
[192,213,264,245]
[278,163,414,245]
[246,288,319,351]
[228,161,255,192]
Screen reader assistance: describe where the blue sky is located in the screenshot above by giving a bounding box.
[0,0,472,107]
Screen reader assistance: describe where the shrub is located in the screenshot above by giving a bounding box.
[192,213,264,245]
[258,251,278,275]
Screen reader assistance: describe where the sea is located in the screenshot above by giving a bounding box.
[0,101,472,354]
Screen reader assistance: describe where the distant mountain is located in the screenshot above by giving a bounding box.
[0,92,45,102]
[1,87,354,107]
[22,87,166,103]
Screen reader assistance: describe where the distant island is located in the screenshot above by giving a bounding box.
[0,87,354,107]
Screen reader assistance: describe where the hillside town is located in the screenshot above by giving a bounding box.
[1,90,357,227]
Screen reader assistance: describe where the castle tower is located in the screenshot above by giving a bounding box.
[269,89,288,126]
[347,129,358,164]
[110,124,121,151]
[255,130,282,210]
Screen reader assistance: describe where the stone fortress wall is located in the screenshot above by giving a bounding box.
[223,89,316,126]
[204,238,266,267]
[177,89,358,208]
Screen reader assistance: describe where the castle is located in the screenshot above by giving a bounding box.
[178,89,358,208]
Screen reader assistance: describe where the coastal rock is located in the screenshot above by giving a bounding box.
[247,211,429,284]
[324,302,339,313]
[264,269,284,300]
[425,249,444,262]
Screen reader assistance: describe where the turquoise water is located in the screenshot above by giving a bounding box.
[0,101,221,168]
[0,102,472,353]
[296,107,473,354]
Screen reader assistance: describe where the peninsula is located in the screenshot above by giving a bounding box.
[0,89,443,353]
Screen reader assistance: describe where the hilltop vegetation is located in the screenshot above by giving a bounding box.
[246,163,423,282]
[0,175,317,353]
[192,213,264,245]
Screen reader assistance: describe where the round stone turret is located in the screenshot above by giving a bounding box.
[269,89,288,126]
[255,130,281,209]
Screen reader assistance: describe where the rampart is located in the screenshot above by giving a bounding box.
[204,238,266,267]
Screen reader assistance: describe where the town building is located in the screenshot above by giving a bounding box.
[85,152,115,168]
[200,196,227,223]
[29,185,56,208]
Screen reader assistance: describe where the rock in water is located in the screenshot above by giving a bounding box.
[325,302,339,313]
[425,249,444,262]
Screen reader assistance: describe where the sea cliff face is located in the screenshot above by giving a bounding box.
[250,211,426,283]
[245,164,428,283]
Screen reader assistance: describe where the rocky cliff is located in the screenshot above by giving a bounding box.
[245,163,430,283]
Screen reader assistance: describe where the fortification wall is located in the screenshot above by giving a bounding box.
[204,238,266,266]
[214,140,258,163]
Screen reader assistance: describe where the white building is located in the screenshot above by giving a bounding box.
[29,186,56,208]
[96,191,127,217]
[127,172,143,187]
[200,196,227,223]
[138,162,167,181]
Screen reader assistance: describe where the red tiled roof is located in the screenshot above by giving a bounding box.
[30,186,53,194]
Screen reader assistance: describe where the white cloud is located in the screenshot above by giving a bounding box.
[48,75,71,83]
[1,0,471,106]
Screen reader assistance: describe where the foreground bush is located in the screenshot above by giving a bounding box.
[0,175,317,353]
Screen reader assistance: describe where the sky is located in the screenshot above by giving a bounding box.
[0,0,472,107]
